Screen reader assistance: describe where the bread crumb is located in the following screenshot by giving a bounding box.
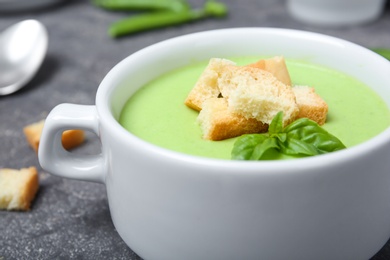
[197,98,268,140]
[185,56,328,141]
[185,58,235,111]
[23,120,85,153]
[293,85,328,125]
[219,66,299,126]
[247,56,292,86]
[0,167,39,211]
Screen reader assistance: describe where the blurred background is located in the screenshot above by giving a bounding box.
[0,0,389,259]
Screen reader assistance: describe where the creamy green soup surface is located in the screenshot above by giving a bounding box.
[119,57,390,160]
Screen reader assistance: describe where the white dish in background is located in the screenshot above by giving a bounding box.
[286,0,386,26]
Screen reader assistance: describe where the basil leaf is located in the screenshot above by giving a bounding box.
[268,111,284,135]
[283,117,312,132]
[250,137,280,160]
[268,111,286,142]
[274,132,287,142]
[231,113,346,160]
[279,136,320,156]
[231,134,268,160]
[284,118,346,155]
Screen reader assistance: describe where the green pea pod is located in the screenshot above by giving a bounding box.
[108,10,203,37]
[92,0,189,12]
[203,0,228,17]
[108,1,228,38]
[371,48,390,61]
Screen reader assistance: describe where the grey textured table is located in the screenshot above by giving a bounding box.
[1,0,390,259]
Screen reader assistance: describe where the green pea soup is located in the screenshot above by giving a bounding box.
[119,57,390,160]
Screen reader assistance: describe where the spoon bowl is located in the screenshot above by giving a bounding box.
[0,20,48,95]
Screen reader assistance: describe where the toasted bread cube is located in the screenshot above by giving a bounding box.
[0,167,39,211]
[247,56,292,86]
[61,129,85,150]
[293,85,328,125]
[197,98,268,140]
[218,66,299,126]
[23,120,85,153]
[186,56,329,141]
[185,58,236,111]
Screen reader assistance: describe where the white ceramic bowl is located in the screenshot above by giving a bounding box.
[39,28,390,260]
[286,0,386,26]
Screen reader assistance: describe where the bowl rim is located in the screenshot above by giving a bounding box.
[96,27,390,171]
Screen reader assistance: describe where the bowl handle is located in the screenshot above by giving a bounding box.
[38,103,105,183]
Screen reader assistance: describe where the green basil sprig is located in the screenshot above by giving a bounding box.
[231,111,346,160]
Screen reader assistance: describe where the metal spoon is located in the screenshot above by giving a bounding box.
[0,20,48,96]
